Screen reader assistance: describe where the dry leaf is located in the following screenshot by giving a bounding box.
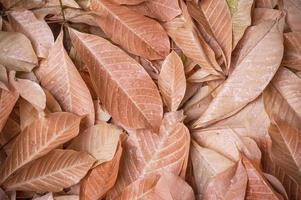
[0,112,82,183]
[8,10,54,58]
[164,1,223,76]
[282,32,301,71]
[80,141,122,200]
[90,0,170,60]
[69,28,163,131]
[36,30,95,127]
[127,0,182,22]
[68,121,122,165]
[111,0,145,5]
[107,112,190,199]
[33,193,53,200]
[54,195,79,200]
[255,0,279,8]
[158,51,186,111]
[193,19,283,128]
[19,98,43,130]
[0,31,38,72]
[228,0,254,48]
[283,0,301,32]
[3,149,95,192]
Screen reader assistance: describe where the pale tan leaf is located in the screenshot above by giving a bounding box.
[282,32,301,71]
[0,31,37,72]
[45,0,80,8]
[229,0,254,48]
[190,141,235,198]
[80,142,122,200]
[94,100,111,122]
[0,89,19,134]
[0,64,8,90]
[36,30,95,127]
[163,2,223,76]
[43,88,62,113]
[90,0,169,60]
[158,51,186,111]
[8,10,54,58]
[0,0,44,9]
[283,0,301,32]
[69,28,163,131]
[107,112,190,199]
[11,78,46,110]
[242,156,283,199]
[0,188,8,200]
[0,112,82,183]
[272,67,301,118]
[19,98,43,130]
[192,19,283,128]
[127,0,181,21]
[68,121,122,165]
[3,149,95,192]
[199,0,232,69]
[193,128,262,166]
[203,160,247,200]
[187,68,222,83]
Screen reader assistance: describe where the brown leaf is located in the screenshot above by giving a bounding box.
[3,149,95,192]
[127,0,181,21]
[158,51,186,111]
[190,141,235,197]
[69,28,163,131]
[203,160,248,200]
[0,31,38,72]
[0,0,44,9]
[36,30,95,127]
[33,193,53,200]
[90,0,170,60]
[228,0,254,48]
[68,121,122,165]
[107,112,190,199]
[242,156,283,199]
[253,8,283,25]
[199,0,232,70]
[19,98,43,130]
[163,1,223,76]
[264,173,289,200]
[192,19,283,128]
[80,141,122,200]
[8,10,54,58]
[255,0,279,8]
[282,32,301,71]
[111,0,145,5]
[0,87,19,135]
[283,0,301,32]
[54,195,79,200]
[0,112,82,183]
[11,77,46,111]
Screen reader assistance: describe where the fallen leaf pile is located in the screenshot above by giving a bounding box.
[0,0,300,199]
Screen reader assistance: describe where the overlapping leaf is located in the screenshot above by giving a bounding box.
[158,51,186,111]
[0,112,82,183]
[36,31,95,127]
[8,10,54,58]
[193,19,284,128]
[90,0,170,60]
[3,149,95,192]
[69,28,163,131]
[282,32,301,71]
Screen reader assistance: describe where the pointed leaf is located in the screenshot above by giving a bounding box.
[107,112,190,199]
[203,160,247,199]
[0,112,82,183]
[0,31,37,72]
[163,2,223,76]
[3,149,95,192]
[228,0,254,48]
[90,0,169,60]
[199,0,232,69]
[193,20,283,128]
[80,142,122,200]
[69,28,163,131]
[0,89,18,134]
[158,51,186,111]
[8,10,54,58]
[242,156,283,199]
[36,31,95,127]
